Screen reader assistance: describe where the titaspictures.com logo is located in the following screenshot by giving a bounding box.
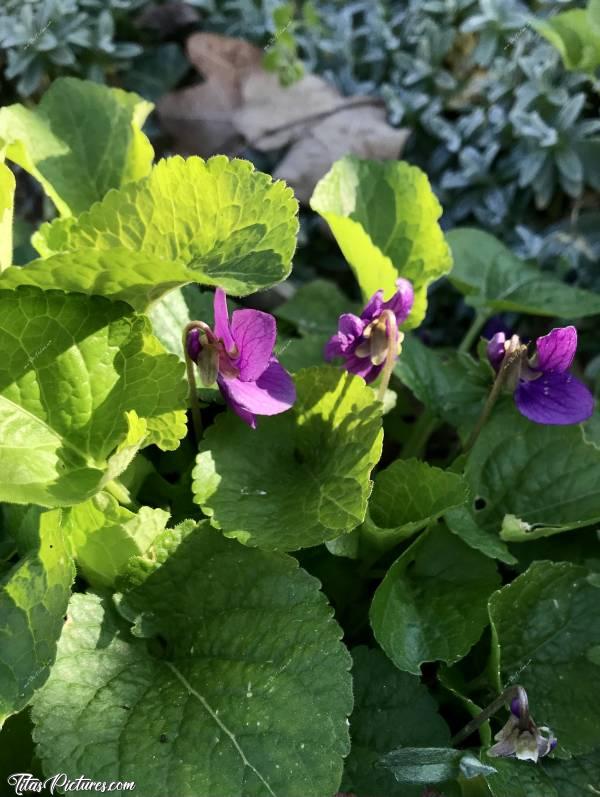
[7,773,136,794]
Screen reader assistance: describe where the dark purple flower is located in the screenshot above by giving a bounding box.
[325,278,414,384]
[186,288,296,429]
[487,326,594,425]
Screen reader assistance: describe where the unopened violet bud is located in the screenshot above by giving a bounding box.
[186,327,202,362]
[510,697,521,718]
[487,332,507,371]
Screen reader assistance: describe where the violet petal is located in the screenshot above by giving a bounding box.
[324,335,345,361]
[361,290,384,322]
[186,328,202,362]
[325,314,365,361]
[218,359,296,420]
[213,288,236,354]
[343,352,384,384]
[382,277,415,324]
[230,308,277,381]
[535,326,577,373]
[338,313,365,339]
[515,371,594,425]
[487,332,507,371]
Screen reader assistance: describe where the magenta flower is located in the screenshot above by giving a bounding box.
[487,326,594,425]
[325,278,414,384]
[186,289,296,428]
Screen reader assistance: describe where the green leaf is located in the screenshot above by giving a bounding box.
[447,228,600,318]
[0,709,42,784]
[0,161,15,271]
[437,664,492,747]
[577,140,600,192]
[12,218,36,267]
[482,755,558,797]
[310,156,453,328]
[0,509,74,726]
[193,366,383,551]
[379,747,496,786]
[276,334,329,373]
[124,43,190,102]
[0,78,153,217]
[34,155,299,298]
[360,458,469,555]
[370,525,500,674]
[466,403,600,542]
[0,249,196,313]
[590,0,600,32]
[489,561,600,757]
[395,334,489,435]
[342,646,450,797]
[63,492,170,588]
[32,523,352,797]
[533,9,600,73]
[0,254,243,318]
[0,287,186,507]
[446,506,517,565]
[583,407,600,450]
[1,505,44,557]
[543,748,600,796]
[275,279,355,336]
[500,512,600,543]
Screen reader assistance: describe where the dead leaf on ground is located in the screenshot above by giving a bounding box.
[157,33,262,156]
[157,82,243,157]
[273,105,410,203]
[186,32,263,90]
[234,71,342,149]
[158,32,410,200]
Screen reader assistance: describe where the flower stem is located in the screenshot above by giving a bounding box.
[400,312,490,458]
[463,347,521,453]
[182,323,203,443]
[402,409,439,459]
[377,309,399,403]
[104,479,132,506]
[459,310,491,354]
[451,685,529,747]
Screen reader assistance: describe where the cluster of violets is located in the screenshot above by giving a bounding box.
[185,282,594,431]
[184,285,588,758]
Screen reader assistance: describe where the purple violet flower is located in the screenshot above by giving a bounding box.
[186,288,296,429]
[489,694,557,762]
[325,278,414,384]
[487,326,594,425]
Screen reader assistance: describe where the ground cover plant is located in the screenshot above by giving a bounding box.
[0,71,600,797]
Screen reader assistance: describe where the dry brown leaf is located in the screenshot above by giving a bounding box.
[273,105,410,203]
[158,31,410,199]
[157,82,243,157]
[186,32,263,92]
[233,71,342,150]
[157,33,262,157]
